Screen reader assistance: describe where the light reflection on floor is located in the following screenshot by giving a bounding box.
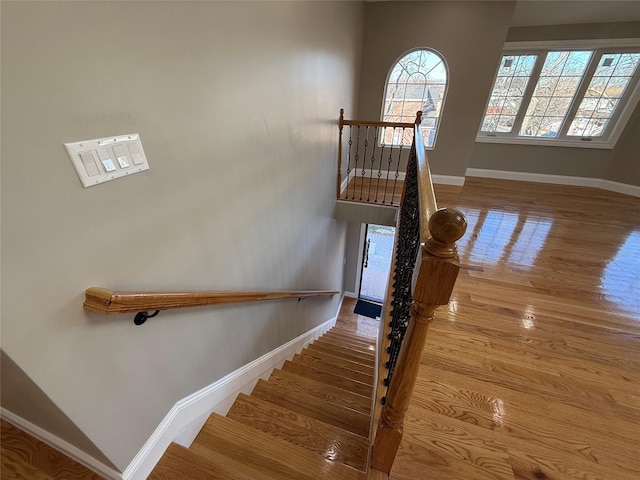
[601,230,640,313]
[456,209,553,269]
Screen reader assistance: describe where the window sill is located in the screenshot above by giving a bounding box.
[475,135,614,150]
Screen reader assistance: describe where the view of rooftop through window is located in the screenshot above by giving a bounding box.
[568,53,640,137]
[479,46,640,145]
[382,49,448,148]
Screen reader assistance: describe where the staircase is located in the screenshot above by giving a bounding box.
[150,318,376,479]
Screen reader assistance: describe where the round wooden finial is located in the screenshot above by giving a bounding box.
[425,208,467,258]
[415,110,423,125]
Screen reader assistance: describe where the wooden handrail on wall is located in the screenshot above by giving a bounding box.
[369,121,467,475]
[84,287,338,325]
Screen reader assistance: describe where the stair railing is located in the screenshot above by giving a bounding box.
[338,109,420,206]
[369,117,467,474]
[83,288,338,325]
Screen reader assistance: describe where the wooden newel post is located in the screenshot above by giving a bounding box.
[371,208,467,473]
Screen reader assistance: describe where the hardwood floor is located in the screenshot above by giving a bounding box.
[387,177,640,480]
[0,419,102,479]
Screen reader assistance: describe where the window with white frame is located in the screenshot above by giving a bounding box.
[382,49,448,149]
[478,43,640,148]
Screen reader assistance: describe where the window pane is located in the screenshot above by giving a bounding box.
[519,50,591,137]
[568,52,640,137]
[481,54,537,133]
[383,49,447,147]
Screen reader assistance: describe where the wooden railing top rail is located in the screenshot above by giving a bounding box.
[413,123,438,243]
[84,287,338,324]
[339,108,421,130]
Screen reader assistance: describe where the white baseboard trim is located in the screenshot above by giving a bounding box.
[0,408,122,480]
[598,179,640,197]
[344,291,358,299]
[465,168,640,198]
[121,304,341,480]
[432,174,466,186]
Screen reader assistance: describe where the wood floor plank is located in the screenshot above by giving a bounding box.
[0,420,102,480]
[1,450,55,480]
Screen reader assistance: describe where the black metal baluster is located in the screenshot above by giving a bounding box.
[381,143,420,404]
[352,126,361,200]
[345,126,353,200]
[367,126,379,202]
[375,128,386,203]
[359,126,369,201]
[382,130,395,205]
[390,128,405,205]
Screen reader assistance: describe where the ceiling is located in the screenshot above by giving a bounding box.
[510,0,640,27]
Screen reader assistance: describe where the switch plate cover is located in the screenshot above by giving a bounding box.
[64,133,149,188]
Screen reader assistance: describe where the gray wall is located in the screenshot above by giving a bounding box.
[0,351,116,468]
[606,103,640,186]
[357,1,516,177]
[1,0,363,470]
[469,21,640,181]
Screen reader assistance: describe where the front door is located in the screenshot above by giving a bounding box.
[359,224,395,303]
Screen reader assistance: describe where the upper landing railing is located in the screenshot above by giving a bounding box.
[338,110,468,475]
[337,109,421,206]
[84,288,338,325]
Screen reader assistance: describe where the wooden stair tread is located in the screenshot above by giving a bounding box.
[322,327,376,347]
[268,369,371,414]
[252,378,370,437]
[300,349,375,374]
[292,353,374,384]
[307,343,375,366]
[227,393,369,471]
[282,360,373,397]
[149,443,279,480]
[192,414,366,480]
[316,335,376,355]
[314,338,376,357]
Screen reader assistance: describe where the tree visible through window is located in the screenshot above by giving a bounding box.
[382,49,448,148]
[480,46,640,145]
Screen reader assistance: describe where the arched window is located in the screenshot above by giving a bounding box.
[382,49,448,148]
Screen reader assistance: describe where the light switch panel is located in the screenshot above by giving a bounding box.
[64,133,149,188]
